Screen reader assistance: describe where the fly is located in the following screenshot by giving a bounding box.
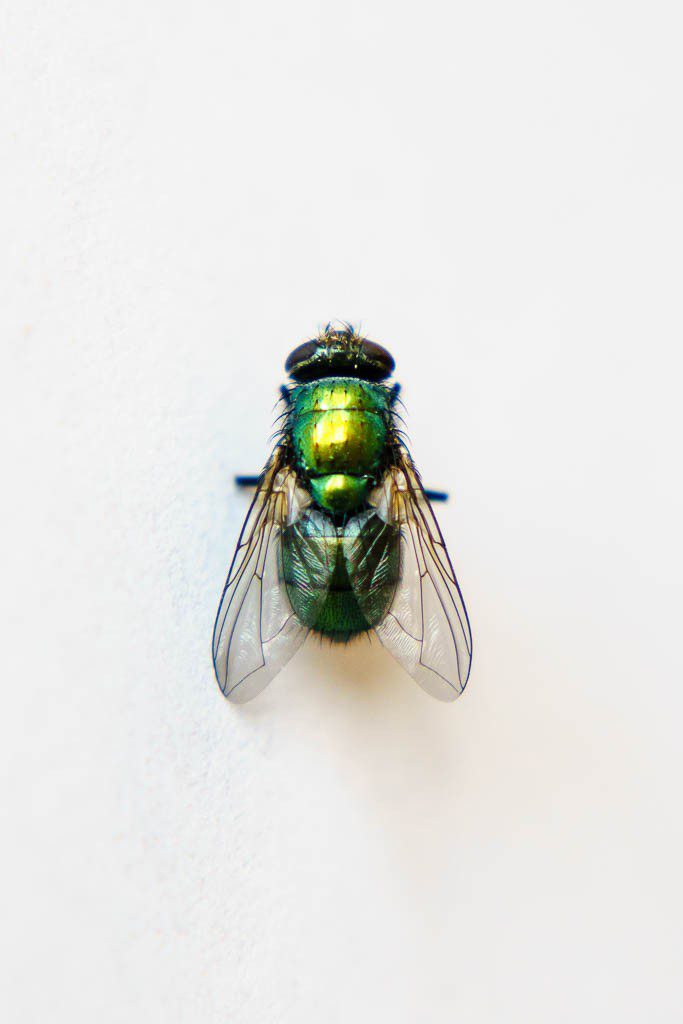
[212,324,472,702]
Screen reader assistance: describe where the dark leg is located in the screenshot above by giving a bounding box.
[238,474,447,500]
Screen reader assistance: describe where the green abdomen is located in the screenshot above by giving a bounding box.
[282,512,399,643]
[289,377,391,514]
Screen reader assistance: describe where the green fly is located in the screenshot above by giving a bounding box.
[212,325,472,703]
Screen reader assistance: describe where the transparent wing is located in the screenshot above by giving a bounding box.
[212,449,319,703]
[369,459,473,702]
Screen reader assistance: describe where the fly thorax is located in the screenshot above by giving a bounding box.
[289,378,391,513]
[309,474,370,514]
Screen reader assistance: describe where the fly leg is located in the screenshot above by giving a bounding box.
[237,478,447,500]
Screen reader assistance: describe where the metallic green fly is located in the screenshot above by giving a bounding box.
[212,325,472,703]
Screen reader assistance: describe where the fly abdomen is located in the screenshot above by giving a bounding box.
[281,511,399,643]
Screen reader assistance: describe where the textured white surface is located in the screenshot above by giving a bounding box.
[2,2,682,1021]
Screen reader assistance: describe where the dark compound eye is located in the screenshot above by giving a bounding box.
[284,340,320,378]
[285,334,395,382]
[359,339,395,378]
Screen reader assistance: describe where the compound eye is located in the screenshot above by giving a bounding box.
[285,341,319,378]
[360,340,395,378]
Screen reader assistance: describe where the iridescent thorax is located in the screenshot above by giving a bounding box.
[288,378,391,514]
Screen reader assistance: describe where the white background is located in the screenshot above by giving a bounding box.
[2,1,682,1021]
